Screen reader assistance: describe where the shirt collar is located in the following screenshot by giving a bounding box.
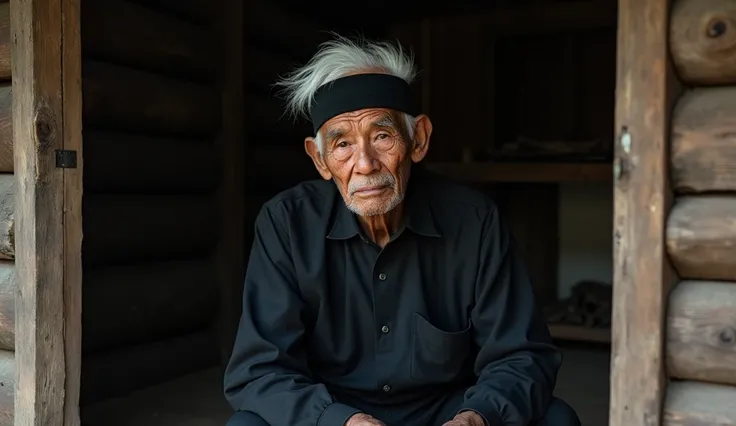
[326,171,442,240]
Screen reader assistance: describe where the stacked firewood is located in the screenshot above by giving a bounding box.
[544,280,612,328]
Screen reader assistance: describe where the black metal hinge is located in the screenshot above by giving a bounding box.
[55,149,77,169]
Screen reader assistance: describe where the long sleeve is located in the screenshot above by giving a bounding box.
[457,206,562,426]
[224,204,361,426]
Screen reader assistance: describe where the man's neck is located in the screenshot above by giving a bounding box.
[358,203,404,248]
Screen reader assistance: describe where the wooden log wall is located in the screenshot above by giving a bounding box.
[0,2,13,423]
[664,0,736,423]
[78,0,242,407]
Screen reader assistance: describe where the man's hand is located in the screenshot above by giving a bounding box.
[442,411,486,426]
[345,413,386,426]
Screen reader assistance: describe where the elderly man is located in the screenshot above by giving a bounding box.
[224,36,581,426]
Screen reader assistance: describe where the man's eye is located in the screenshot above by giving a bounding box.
[376,133,389,140]
[336,141,349,148]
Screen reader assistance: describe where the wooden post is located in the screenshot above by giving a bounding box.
[10,0,83,424]
[216,0,245,365]
[611,1,680,425]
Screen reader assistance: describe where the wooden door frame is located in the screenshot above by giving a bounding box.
[611,0,680,425]
[10,0,83,424]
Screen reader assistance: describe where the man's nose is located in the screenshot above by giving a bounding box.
[354,143,379,174]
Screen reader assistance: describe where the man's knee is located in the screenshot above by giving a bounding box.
[535,397,581,426]
[226,411,270,426]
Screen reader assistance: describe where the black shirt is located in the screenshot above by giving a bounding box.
[224,169,562,426]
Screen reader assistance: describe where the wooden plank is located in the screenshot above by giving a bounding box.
[424,162,612,183]
[667,281,736,386]
[83,131,218,193]
[666,196,736,281]
[671,87,736,193]
[0,3,10,80]
[670,0,736,85]
[62,0,83,423]
[548,324,611,344]
[82,259,218,354]
[82,60,221,138]
[0,174,12,260]
[82,195,218,267]
[81,0,214,82]
[0,85,12,173]
[0,262,14,351]
[11,0,76,423]
[663,381,736,426]
[81,330,219,406]
[214,0,245,365]
[0,351,15,425]
[610,0,679,425]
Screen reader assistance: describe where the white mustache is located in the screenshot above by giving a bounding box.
[348,173,395,194]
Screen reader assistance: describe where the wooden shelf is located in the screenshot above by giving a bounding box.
[424,161,612,183]
[548,324,611,344]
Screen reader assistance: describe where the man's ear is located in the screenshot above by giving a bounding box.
[305,136,332,180]
[410,114,433,163]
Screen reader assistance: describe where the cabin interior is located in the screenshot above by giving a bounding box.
[75,0,617,425]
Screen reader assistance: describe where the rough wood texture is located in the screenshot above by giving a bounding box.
[0,174,12,260]
[663,381,736,425]
[0,351,16,425]
[667,281,736,386]
[81,0,214,82]
[81,330,219,406]
[671,87,736,193]
[62,0,83,422]
[0,85,12,173]
[82,195,218,267]
[82,259,218,354]
[11,0,81,423]
[0,262,14,351]
[0,3,10,80]
[82,60,221,138]
[670,0,736,85]
[667,196,736,281]
[83,131,217,193]
[611,0,679,425]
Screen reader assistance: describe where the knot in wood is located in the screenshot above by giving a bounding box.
[717,327,736,345]
[33,106,57,150]
[707,19,727,38]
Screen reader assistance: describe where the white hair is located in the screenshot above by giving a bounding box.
[274,34,419,153]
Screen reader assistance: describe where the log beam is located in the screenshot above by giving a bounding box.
[0,3,9,80]
[610,0,679,425]
[81,0,214,82]
[81,330,219,406]
[83,131,218,193]
[0,174,12,260]
[663,381,736,425]
[82,259,218,354]
[671,87,736,193]
[0,262,14,351]
[82,60,221,138]
[670,0,736,85]
[667,281,736,385]
[82,195,218,267]
[0,85,12,173]
[0,351,15,425]
[666,196,736,281]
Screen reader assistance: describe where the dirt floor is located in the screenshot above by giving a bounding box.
[81,342,611,426]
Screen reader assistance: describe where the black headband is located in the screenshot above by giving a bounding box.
[309,73,419,134]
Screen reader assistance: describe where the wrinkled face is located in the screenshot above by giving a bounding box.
[306,108,431,217]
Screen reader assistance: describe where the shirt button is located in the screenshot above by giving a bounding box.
[382,384,391,392]
[378,272,387,281]
[381,325,390,334]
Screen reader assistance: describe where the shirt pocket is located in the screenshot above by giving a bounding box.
[409,312,472,384]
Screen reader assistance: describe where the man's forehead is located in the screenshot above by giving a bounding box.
[323,109,397,132]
